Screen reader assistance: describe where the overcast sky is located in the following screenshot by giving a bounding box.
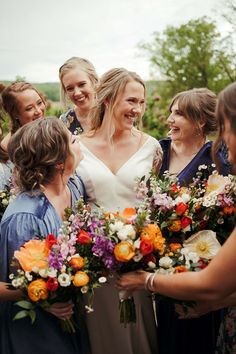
[0,0,226,83]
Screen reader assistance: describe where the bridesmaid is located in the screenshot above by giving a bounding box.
[77,68,163,354]
[0,118,88,354]
[59,57,98,134]
[156,88,229,354]
[0,81,46,188]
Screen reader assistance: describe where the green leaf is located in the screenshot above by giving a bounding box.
[13,310,29,320]
[15,300,33,310]
[28,310,36,324]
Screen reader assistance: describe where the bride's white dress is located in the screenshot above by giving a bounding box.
[77,135,161,354]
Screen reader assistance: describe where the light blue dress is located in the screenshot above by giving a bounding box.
[0,176,89,354]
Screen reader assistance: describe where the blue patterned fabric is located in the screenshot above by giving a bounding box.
[59,109,83,135]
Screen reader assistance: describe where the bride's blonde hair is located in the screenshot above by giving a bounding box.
[90,68,146,137]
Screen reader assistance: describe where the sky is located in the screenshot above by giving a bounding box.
[0,0,227,83]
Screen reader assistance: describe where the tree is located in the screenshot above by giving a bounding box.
[140,17,234,96]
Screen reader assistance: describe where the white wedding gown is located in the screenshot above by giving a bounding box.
[77,135,161,354]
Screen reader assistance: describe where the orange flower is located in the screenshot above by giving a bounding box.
[175,266,187,273]
[28,279,48,302]
[223,206,236,215]
[169,243,182,252]
[14,239,50,272]
[69,256,85,270]
[77,230,92,244]
[168,220,182,232]
[175,202,188,216]
[141,224,162,242]
[120,207,136,219]
[73,271,90,287]
[114,241,135,262]
[153,235,165,254]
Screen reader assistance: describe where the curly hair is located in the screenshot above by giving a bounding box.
[169,88,217,136]
[1,81,46,134]
[8,117,71,192]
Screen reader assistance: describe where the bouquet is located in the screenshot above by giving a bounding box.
[9,203,109,332]
[134,168,236,305]
[0,188,11,218]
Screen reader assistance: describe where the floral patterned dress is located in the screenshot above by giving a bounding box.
[59,109,83,135]
[215,307,236,354]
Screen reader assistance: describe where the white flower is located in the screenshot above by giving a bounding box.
[133,251,143,262]
[81,286,89,294]
[32,266,39,273]
[47,268,58,278]
[98,276,107,284]
[159,256,173,269]
[85,305,94,313]
[2,199,9,206]
[148,261,156,269]
[117,224,136,241]
[58,273,71,287]
[204,174,231,197]
[9,273,14,280]
[25,272,33,281]
[175,193,190,205]
[183,230,221,260]
[39,269,48,278]
[156,267,175,275]
[198,164,208,170]
[110,221,124,233]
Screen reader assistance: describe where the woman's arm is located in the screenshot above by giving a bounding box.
[117,227,236,302]
[0,282,22,301]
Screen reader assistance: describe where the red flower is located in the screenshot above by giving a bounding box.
[77,230,92,244]
[180,216,192,229]
[171,183,179,193]
[143,253,156,265]
[45,234,57,249]
[46,277,59,291]
[175,202,188,216]
[140,240,154,256]
[195,259,208,270]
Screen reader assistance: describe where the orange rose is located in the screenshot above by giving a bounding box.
[73,271,90,287]
[169,243,182,252]
[153,235,165,254]
[114,241,135,262]
[168,220,182,232]
[28,279,48,302]
[14,239,50,272]
[69,256,85,269]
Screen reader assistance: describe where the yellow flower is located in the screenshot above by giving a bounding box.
[183,230,221,259]
[114,241,135,262]
[73,271,90,287]
[28,279,48,302]
[14,239,50,272]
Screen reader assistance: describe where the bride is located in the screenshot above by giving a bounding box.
[77,68,162,354]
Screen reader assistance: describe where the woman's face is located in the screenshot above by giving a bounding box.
[64,134,83,174]
[167,101,200,142]
[62,67,95,113]
[223,117,236,173]
[112,80,145,131]
[16,89,45,126]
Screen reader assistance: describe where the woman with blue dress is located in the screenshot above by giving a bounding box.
[0,117,89,354]
[59,57,98,134]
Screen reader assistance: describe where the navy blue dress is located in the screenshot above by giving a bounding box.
[0,177,89,354]
[157,139,230,354]
[60,109,83,135]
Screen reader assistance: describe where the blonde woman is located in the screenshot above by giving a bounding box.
[77,68,163,354]
[59,56,98,134]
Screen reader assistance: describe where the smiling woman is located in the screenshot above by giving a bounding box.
[77,67,163,354]
[0,81,46,188]
[59,57,98,134]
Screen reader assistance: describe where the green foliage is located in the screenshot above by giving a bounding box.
[140,17,235,96]
[34,82,60,102]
